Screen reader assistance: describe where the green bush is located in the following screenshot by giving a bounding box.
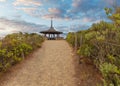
[66,7,120,86]
[0,32,44,72]
[100,62,120,86]
[77,44,92,57]
[66,32,75,47]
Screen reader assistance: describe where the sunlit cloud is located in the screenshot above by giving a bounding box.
[48,8,61,14]
[0,0,6,2]
[0,18,49,36]
[13,0,42,6]
[16,7,37,15]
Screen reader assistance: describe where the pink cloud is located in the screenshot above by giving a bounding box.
[72,0,82,8]
[105,0,115,6]
[13,0,42,6]
[82,17,93,23]
[48,8,61,14]
[16,7,37,15]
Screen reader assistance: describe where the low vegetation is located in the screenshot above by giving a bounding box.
[0,32,44,72]
[66,7,120,86]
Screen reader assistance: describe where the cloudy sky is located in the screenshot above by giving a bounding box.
[0,0,119,37]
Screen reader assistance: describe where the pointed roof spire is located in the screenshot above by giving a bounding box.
[51,17,53,28]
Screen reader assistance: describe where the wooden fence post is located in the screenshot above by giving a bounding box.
[74,32,77,52]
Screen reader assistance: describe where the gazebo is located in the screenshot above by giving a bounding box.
[40,18,63,40]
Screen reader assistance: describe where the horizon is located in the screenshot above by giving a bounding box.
[0,0,120,37]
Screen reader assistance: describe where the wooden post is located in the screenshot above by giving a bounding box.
[55,34,56,39]
[50,34,52,39]
[53,34,55,40]
[80,34,82,46]
[52,34,53,39]
[57,34,59,39]
[58,34,60,38]
[50,34,51,39]
[49,34,50,40]
[44,34,46,37]
[74,32,77,52]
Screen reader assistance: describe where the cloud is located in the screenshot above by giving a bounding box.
[13,0,42,6]
[82,17,93,23]
[104,0,115,6]
[12,0,119,21]
[42,8,62,19]
[48,8,61,14]
[42,7,70,20]
[13,0,43,18]
[0,0,6,2]
[104,0,120,7]
[16,7,37,15]
[72,0,82,8]
[63,0,112,23]
[0,28,6,30]
[13,0,71,20]
[0,18,49,37]
[69,24,89,32]
[0,0,116,33]
[0,18,71,37]
[71,0,104,13]
[41,0,115,21]
[57,26,69,33]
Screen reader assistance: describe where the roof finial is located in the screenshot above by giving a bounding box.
[51,17,53,28]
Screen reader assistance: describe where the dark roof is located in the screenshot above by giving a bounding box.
[48,27,57,32]
[40,27,63,34]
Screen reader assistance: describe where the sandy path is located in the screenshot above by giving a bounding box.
[0,40,77,86]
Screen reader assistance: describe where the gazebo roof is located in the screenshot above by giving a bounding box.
[40,18,63,34]
[40,27,63,34]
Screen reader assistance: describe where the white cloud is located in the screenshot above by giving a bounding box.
[13,0,42,6]
[0,18,49,37]
[0,0,6,2]
[17,7,37,15]
[13,0,43,17]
